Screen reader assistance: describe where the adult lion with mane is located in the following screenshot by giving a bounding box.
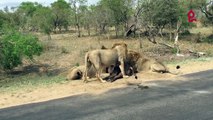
[83,42,128,83]
[126,50,180,74]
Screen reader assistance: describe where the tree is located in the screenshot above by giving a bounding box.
[17,2,38,17]
[51,0,71,33]
[141,0,179,37]
[137,0,192,55]
[79,5,92,36]
[32,6,54,39]
[16,2,41,31]
[91,3,112,35]
[69,0,87,37]
[0,10,7,32]
[199,0,213,30]
[154,0,178,33]
[100,0,134,37]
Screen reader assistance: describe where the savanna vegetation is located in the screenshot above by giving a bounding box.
[0,0,212,92]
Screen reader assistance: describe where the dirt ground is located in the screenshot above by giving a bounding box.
[0,58,213,109]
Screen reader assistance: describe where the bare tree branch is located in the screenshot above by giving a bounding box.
[199,1,213,21]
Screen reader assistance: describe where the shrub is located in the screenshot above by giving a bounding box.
[61,47,69,54]
[203,35,213,44]
[171,47,178,54]
[0,30,43,70]
[75,63,80,67]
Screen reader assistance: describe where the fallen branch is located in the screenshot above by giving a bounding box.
[158,42,184,57]
[188,49,206,57]
[158,42,174,49]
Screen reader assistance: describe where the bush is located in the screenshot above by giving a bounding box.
[171,47,178,54]
[203,35,213,44]
[0,30,43,70]
[61,47,69,54]
[180,30,191,36]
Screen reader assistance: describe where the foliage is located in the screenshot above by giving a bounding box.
[154,0,179,25]
[101,0,133,24]
[69,0,87,37]
[171,47,178,54]
[32,6,54,35]
[139,0,180,43]
[61,47,69,54]
[16,2,42,31]
[17,2,40,17]
[89,3,112,34]
[203,34,213,43]
[51,0,71,32]
[75,63,80,66]
[99,0,134,36]
[0,0,212,37]
[0,30,43,70]
[0,10,5,27]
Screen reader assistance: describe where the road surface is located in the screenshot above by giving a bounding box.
[0,69,213,120]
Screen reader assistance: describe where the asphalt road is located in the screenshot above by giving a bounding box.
[0,69,213,120]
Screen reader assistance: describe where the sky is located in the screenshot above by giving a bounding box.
[0,0,100,10]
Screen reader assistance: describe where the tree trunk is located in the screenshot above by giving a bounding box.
[59,26,62,33]
[87,25,90,36]
[102,24,106,34]
[174,20,182,55]
[174,33,180,54]
[77,23,81,37]
[73,2,81,37]
[212,21,213,34]
[138,38,142,49]
[115,25,119,38]
[48,34,51,40]
[169,22,173,41]
[95,26,98,35]
[124,22,128,32]
[159,26,164,38]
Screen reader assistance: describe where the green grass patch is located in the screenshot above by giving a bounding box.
[0,75,67,93]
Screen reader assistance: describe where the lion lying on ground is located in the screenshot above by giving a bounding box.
[133,51,180,74]
[66,65,96,80]
[84,42,128,83]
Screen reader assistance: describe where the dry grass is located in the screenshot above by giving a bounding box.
[37,34,143,69]
[190,27,213,36]
[35,28,213,71]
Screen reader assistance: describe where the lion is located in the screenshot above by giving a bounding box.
[83,42,128,83]
[135,53,180,74]
[114,49,180,74]
[66,65,96,80]
[125,50,141,72]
